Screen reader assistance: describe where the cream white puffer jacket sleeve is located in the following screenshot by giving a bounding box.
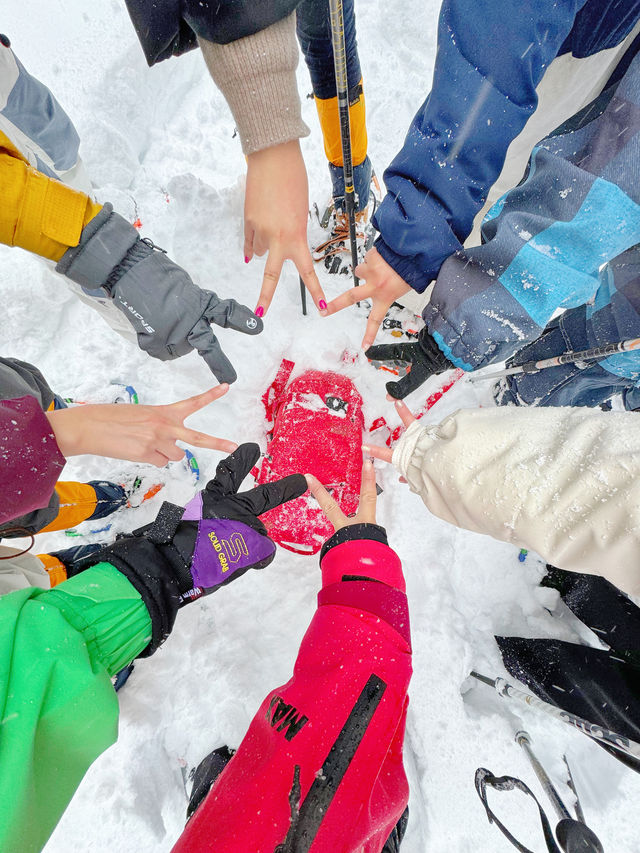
[392,407,640,596]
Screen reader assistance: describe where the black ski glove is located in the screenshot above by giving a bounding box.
[56,204,263,383]
[365,329,454,398]
[98,444,307,654]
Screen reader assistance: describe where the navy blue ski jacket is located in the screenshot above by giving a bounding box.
[124,0,299,65]
[373,0,640,294]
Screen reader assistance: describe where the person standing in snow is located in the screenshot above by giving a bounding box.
[363,397,640,762]
[122,1,328,317]
[323,1,640,409]
[296,0,380,277]
[0,355,236,592]
[124,0,378,302]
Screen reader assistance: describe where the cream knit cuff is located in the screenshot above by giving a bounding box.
[198,14,310,155]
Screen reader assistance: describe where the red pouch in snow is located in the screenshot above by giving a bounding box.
[256,360,364,554]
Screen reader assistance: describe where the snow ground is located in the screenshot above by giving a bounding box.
[4,2,640,850]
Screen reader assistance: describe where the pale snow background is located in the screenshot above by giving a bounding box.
[4,2,640,850]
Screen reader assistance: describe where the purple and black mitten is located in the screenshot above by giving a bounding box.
[166,443,307,601]
[99,444,307,655]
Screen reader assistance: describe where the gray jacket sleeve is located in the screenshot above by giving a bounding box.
[392,407,640,596]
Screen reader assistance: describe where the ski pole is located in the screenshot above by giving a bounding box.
[299,275,307,316]
[469,337,640,383]
[470,671,640,762]
[516,731,571,821]
[328,0,359,288]
[562,756,585,825]
[515,732,604,853]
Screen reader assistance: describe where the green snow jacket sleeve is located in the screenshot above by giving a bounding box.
[392,407,640,596]
[0,562,152,853]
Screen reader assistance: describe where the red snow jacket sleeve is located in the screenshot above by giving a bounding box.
[172,524,412,853]
[0,396,65,527]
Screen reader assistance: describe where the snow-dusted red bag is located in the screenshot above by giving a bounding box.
[256,360,364,554]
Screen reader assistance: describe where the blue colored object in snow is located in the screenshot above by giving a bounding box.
[185,449,200,481]
[114,663,135,692]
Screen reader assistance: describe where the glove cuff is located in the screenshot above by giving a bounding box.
[142,501,196,596]
[100,536,182,657]
[417,328,454,374]
[55,204,139,290]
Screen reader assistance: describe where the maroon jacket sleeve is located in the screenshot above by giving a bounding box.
[172,525,412,853]
[0,397,65,527]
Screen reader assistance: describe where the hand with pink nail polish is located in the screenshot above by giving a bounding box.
[244,140,328,317]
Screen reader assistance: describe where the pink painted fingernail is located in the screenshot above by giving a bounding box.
[319,299,327,310]
[244,256,250,264]
[255,306,264,318]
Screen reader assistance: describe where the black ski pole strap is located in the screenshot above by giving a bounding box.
[475,768,561,853]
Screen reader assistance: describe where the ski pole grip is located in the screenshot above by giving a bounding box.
[556,818,604,853]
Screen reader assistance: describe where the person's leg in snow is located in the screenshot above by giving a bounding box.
[36,480,129,534]
[296,0,380,274]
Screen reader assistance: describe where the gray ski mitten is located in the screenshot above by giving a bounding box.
[56,204,263,383]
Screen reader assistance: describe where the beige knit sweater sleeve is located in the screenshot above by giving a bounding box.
[198,13,310,155]
[392,406,640,596]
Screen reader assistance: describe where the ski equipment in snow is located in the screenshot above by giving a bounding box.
[475,731,604,852]
[185,746,236,821]
[329,0,359,287]
[256,359,364,554]
[470,671,640,763]
[61,382,139,406]
[311,176,380,276]
[516,731,604,852]
[470,337,640,383]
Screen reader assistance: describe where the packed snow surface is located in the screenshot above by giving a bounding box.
[4,2,640,850]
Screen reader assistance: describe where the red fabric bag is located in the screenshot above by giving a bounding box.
[256,360,364,554]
